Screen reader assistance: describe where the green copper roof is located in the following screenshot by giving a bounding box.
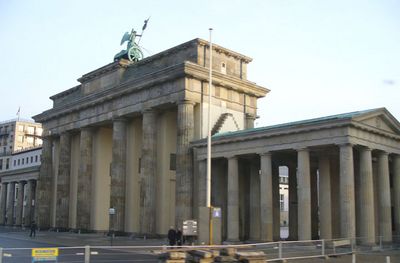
[213,108,382,139]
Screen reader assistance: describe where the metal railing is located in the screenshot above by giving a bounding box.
[0,236,398,263]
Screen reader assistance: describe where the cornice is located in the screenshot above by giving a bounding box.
[196,38,253,63]
[50,85,81,100]
[184,62,269,97]
[77,60,130,83]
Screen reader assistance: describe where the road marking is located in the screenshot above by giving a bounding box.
[3,253,12,257]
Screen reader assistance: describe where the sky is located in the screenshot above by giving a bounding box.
[0,0,399,127]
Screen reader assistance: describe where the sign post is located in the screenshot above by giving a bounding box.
[31,248,58,262]
[109,208,116,246]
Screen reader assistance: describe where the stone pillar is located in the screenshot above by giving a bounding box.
[359,147,375,244]
[140,109,157,234]
[176,101,195,228]
[394,155,400,237]
[377,152,392,242]
[24,180,34,226]
[297,148,311,240]
[245,114,256,129]
[15,181,24,226]
[272,164,280,241]
[319,155,332,240]
[227,156,239,242]
[36,136,53,228]
[198,159,207,207]
[249,159,260,241]
[110,118,127,232]
[260,152,273,242]
[0,183,7,225]
[339,143,356,239]
[288,163,298,240]
[76,128,93,230]
[6,182,15,226]
[56,132,71,229]
[310,166,319,239]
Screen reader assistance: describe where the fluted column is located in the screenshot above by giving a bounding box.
[0,183,7,225]
[227,156,239,242]
[6,182,15,226]
[394,155,400,237]
[15,181,25,226]
[378,152,392,242]
[76,128,93,230]
[36,136,53,228]
[198,159,207,207]
[339,144,356,239]
[176,101,195,227]
[140,109,157,234]
[24,180,34,226]
[359,147,375,244]
[288,163,298,240]
[245,114,256,129]
[297,148,311,240]
[56,132,71,229]
[319,155,332,240]
[260,152,273,242]
[110,118,127,232]
[249,159,260,241]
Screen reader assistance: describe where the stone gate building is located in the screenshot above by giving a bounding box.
[33,38,400,243]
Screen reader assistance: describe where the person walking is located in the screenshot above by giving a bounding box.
[30,221,37,238]
[167,226,176,247]
[176,228,183,246]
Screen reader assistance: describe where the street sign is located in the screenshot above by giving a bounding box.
[32,248,58,262]
[212,207,221,218]
[109,208,116,215]
[183,220,197,236]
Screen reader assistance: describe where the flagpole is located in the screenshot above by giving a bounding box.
[207,28,213,245]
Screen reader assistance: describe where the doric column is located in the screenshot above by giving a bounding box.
[245,113,256,129]
[359,147,375,244]
[319,155,332,240]
[0,183,7,225]
[394,155,400,237]
[198,159,207,207]
[15,181,25,226]
[378,152,392,242]
[6,182,15,226]
[176,101,195,228]
[339,143,356,239]
[140,109,157,234]
[36,136,53,228]
[110,118,127,232]
[249,159,260,241]
[260,152,273,242]
[272,164,280,241]
[227,155,239,242]
[24,180,35,226]
[297,148,311,240]
[76,128,93,230]
[56,132,71,229]
[288,163,298,240]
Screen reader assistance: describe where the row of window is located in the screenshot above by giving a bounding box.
[13,155,41,167]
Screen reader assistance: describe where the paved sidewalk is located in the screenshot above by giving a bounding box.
[0,226,166,247]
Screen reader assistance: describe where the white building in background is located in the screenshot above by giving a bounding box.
[279,166,289,227]
[0,118,42,227]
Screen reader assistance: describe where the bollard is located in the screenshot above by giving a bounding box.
[386,256,390,263]
[352,253,356,263]
[278,242,282,259]
[0,247,3,263]
[84,245,90,263]
[321,239,325,256]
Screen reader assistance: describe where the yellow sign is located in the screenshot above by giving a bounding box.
[32,248,59,257]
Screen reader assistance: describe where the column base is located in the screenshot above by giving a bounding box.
[223,239,241,245]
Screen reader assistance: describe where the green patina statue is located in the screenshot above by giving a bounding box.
[114,19,149,62]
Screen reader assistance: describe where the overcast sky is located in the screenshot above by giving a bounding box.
[1,0,399,127]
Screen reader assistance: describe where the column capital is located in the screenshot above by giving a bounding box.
[225,155,238,160]
[112,117,128,123]
[377,150,389,157]
[296,147,309,152]
[177,99,196,106]
[359,145,372,152]
[259,151,272,157]
[337,142,354,148]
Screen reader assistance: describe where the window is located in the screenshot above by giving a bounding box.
[18,159,20,165]
[280,194,285,211]
[221,62,226,74]
[18,136,23,143]
[27,126,34,134]
[35,155,38,162]
[18,125,24,132]
[0,159,2,170]
[13,160,16,166]
[22,158,24,165]
[31,156,33,163]
[26,157,29,163]
[6,158,9,170]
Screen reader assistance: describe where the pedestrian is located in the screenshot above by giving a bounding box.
[176,228,183,246]
[167,226,176,247]
[30,220,37,238]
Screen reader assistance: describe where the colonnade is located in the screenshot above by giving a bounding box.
[0,180,36,226]
[36,101,196,235]
[199,144,400,243]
